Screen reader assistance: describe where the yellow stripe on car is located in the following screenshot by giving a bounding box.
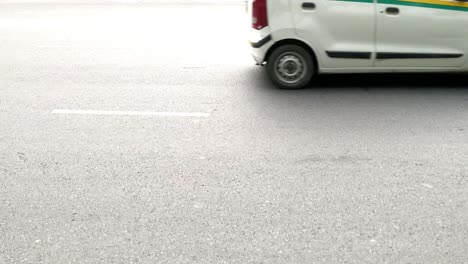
[401,0,468,7]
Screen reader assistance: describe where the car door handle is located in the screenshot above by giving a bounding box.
[302,2,316,10]
[385,7,399,15]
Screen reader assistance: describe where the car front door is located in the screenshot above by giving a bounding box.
[375,0,468,69]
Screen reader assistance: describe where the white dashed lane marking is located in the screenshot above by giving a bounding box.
[52,109,211,118]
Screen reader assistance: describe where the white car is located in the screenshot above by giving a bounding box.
[248,0,468,89]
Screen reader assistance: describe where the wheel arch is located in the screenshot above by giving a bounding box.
[264,39,318,72]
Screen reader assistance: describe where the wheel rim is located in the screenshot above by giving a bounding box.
[274,52,307,84]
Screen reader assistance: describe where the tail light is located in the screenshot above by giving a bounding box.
[252,0,268,30]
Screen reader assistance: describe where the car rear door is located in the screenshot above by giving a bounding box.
[290,0,376,69]
[375,0,468,68]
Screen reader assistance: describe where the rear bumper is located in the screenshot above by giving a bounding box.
[249,29,273,64]
[249,35,271,49]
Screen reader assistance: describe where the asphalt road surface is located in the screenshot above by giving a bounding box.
[1,1,467,263]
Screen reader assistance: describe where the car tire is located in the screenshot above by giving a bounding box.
[266,44,315,90]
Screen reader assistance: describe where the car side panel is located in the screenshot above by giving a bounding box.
[289,0,376,69]
[376,1,468,68]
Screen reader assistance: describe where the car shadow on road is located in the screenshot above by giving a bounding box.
[243,67,468,129]
[312,73,468,90]
[247,66,468,92]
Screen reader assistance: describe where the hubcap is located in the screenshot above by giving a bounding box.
[275,52,307,84]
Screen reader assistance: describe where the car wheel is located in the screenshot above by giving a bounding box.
[266,44,315,90]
